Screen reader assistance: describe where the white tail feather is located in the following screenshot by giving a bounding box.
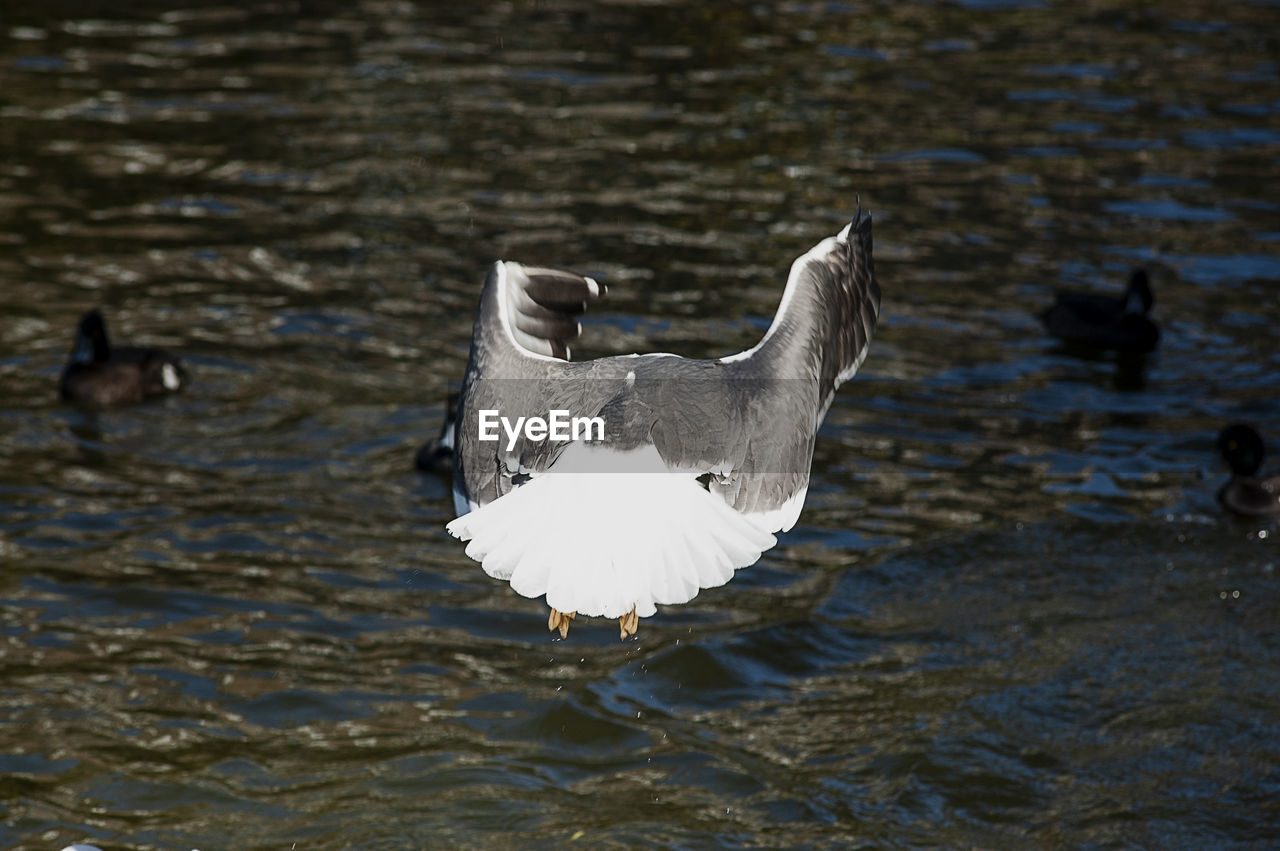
[446,466,776,619]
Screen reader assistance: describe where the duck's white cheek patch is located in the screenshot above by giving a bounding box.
[162,363,181,390]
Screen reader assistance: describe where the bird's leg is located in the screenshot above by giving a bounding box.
[618,607,639,640]
[548,608,575,639]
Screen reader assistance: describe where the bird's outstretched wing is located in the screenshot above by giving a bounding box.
[684,207,881,530]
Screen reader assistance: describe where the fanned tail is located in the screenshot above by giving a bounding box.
[446,468,776,619]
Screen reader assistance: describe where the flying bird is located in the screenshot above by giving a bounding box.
[446,209,882,639]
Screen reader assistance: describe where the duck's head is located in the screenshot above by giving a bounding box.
[71,309,111,364]
[1218,423,1265,477]
[1124,269,1153,315]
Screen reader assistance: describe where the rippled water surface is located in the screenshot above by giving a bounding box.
[2,1,1279,847]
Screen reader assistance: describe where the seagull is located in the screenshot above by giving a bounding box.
[446,208,882,639]
[60,309,187,407]
[1042,268,1159,353]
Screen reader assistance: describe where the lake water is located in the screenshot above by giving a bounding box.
[2,1,1278,847]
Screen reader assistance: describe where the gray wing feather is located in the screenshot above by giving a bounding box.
[693,208,880,525]
[505,265,602,359]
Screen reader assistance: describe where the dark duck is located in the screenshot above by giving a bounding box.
[1217,424,1280,518]
[60,309,187,407]
[414,393,459,474]
[1042,269,1159,354]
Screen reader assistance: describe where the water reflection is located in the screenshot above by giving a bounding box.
[1,0,1279,847]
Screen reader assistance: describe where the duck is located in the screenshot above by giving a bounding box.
[59,309,187,407]
[415,393,460,474]
[1042,268,1159,353]
[445,208,882,640]
[1217,423,1280,518]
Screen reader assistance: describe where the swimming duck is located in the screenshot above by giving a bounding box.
[59,309,187,406]
[446,209,882,639]
[1042,269,1159,353]
[1217,423,1280,518]
[415,393,460,474]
